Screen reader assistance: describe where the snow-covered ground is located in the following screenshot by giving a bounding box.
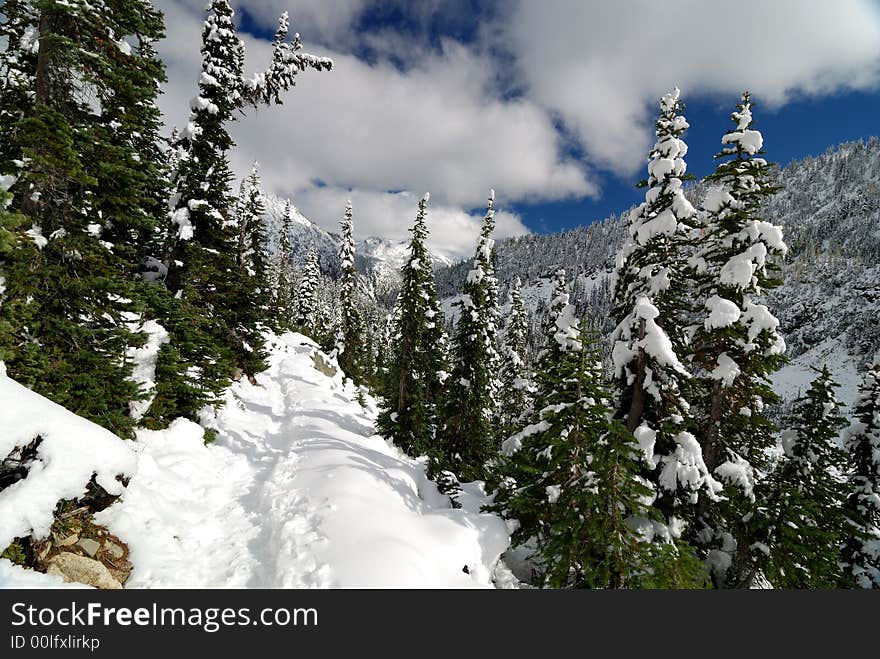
[1,333,509,588]
[771,335,861,415]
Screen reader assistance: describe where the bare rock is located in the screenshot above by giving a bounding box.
[312,352,337,378]
[46,553,122,589]
[103,540,124,560]
[54,533,79,547]
[76,538,101,557]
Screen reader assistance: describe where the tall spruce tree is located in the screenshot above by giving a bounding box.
[335,201,366,383]
[231,162,270,376]
[0,0,168,437]
[161,2,331,403]
[498,277,533,440]
[296,246,321,332]
[377,193,448,457]
[841,357,880,588]
[689,92,788,584]
[610,88,721,519]
[742,367,849,588]
[434,191,502,483]
[272,199,295,330]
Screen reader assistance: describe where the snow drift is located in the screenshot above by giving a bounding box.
[1,334,510,588]
[0,363,138,552]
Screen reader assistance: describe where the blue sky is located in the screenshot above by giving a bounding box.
[158,1,880,257]
[518,89,880,233]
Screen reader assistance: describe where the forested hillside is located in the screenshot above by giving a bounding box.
[437,139,880,381]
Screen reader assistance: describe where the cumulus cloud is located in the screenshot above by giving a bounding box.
[505,0,880,173]
[154,1,590,257]
[153,1,880,257]
[293,186,530,260]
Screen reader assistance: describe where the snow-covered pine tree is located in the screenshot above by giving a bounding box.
[161,2,331,408]
[0,0,168,437]
[610,88,721,519]
[296,246,321,332]
[272,200,295,329]
[231,162,270,376]
[689,92,788,584]
[434,191,502,484]
[377,193,448,457]
[494,270,701,588]
[335,201,366,383]
[310,273,338,353]
[742,367,849,588]
[498,277,534,440]
[841,357,880,588]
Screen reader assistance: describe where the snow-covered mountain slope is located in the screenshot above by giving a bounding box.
[262,194,342,276]
[0,334,509,588]
[262,194,452,292]
[436,139,880,413]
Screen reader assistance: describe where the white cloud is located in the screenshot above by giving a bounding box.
[293,186,529,261]
[154,1,590,257]
[153,1,880,258]
[505,0,880,173]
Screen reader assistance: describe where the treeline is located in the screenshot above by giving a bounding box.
[373,90,880,589]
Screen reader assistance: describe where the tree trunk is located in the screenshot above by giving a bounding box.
[626,319,648,433]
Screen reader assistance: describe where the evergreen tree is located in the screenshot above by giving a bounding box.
[377,193,448,457]
[161,2,331,408]
[498,277,533,440]
[335,201,366,383]
[610,87,721,518]
[689,92,788,584]
[231,162,270,376]
[494,271,701,588]
[841,357,880,588]
[434,191,502,483]
[743,367,849,588]
[272,200,295,329]
[0,0,168,437]
[296,246,321,332]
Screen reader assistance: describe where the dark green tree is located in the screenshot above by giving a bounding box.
[377,193,448,457]
[230,162,270,376]
[434,191,501,483]
[335,201,366,383]
[497,276,533,440]
[741,367,850,588]
[841,358,880,588]
[160,1,331,407]
[493,270,704,588]
[0,0,168,437]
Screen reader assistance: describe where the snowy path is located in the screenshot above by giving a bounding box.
[96,333,509,588]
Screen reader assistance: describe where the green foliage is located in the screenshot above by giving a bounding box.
[336,202,368,384]
[841,359,880,588]
[376,194,448,457]
[433,192,501,485]
[688,92,788,585]
[0,0,167,438]
[743,367,850,588]
[1,539,28,566]
[493,272,702,588]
